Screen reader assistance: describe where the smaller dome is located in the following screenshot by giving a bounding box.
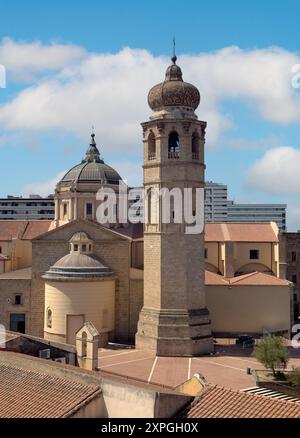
[43,253,114,280]
[148,57,200,111]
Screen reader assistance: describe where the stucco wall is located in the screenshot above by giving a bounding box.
[206,283,291,335]
[234,242,276,274]
[205,241,279,278]
[44,279,115,343]
[205,242,221,273]
[129,276,143,338]
[0,278,31,332]
[101,378,191,418]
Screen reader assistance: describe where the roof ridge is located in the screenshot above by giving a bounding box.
[21,221,30,240]
[229,271,258,284]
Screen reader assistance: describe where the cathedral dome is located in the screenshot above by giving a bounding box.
[148,56,200,111]
[58,133,122,187]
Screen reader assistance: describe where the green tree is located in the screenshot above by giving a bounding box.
[253,336,289,378]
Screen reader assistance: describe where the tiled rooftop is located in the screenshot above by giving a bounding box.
[205,270,290,286]
[183,385,300,418]
[0,267,32,280]
[205,222,278,242]
[0,352,101,418]
[0,220,51,241]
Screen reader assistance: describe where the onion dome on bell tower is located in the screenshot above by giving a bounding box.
[148,52,200,113]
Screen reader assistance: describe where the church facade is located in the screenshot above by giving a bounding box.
[0,56,293,352]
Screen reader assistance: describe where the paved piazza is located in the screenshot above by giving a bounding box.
[98,339,300,390]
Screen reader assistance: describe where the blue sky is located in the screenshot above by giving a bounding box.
[1,0,300,229]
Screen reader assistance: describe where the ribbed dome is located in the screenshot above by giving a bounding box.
[58,133,122,186]
[43,253,114,280]
[148,57,200,111]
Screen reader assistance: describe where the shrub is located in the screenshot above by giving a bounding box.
[253,336,289,378]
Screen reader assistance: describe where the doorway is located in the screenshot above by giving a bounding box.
[10,313,26,333]
[66,314,84,345]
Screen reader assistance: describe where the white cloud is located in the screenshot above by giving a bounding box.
[22,170,66,197]
[246,146,300,195]
[0,41,300,154]
[0,37,86,82]
[109,160,143,187]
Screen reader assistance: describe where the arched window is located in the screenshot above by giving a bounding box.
[168,131,180,158]
[47,308,52,329]
[81,331,87,357]
[148,131,156,160]
[192,132,200,159]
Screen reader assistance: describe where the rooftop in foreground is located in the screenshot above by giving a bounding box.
[0,351,101,418]
[183,385,300,418]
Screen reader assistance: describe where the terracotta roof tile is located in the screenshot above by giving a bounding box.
[205,222,278,242]
[184,385,300,418]
[205,270,290,287]
[229,271,290,286]
[21,220,52,240]
[0,220,52,241]
[205,270,229,285]
[0,221,28,241]
[0,353,101,418]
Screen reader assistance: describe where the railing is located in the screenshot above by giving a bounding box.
[148,153,156,161]
[192,152,199,159]
[168,151,179,159]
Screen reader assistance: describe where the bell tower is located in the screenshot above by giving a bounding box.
[135,54,213,356]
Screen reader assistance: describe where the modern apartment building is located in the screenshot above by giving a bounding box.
[0,195,54,220]
[227,202,287,231]
[205,182,287,231]
[205,182,228,222]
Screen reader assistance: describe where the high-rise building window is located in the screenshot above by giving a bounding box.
[249,249,259,260]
